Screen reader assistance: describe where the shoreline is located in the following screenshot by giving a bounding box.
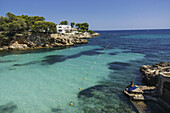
[124,62,170,112]
[0,32,100,52]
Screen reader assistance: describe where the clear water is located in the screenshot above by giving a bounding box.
[0,29,170,113]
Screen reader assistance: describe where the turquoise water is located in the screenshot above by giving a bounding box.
[0,29,170,113]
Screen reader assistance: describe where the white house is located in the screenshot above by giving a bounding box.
[56,25,72,33]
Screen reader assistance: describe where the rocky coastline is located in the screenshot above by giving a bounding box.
[0,32,100,51]
[123,62,170,112]
[125,62,170,112]
[140,62,170,86]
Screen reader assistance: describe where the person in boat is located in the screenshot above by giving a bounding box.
[126,81,138,92]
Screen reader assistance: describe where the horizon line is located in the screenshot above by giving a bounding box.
[93,28,170,31]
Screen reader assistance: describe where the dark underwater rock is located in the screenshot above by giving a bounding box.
[78,85,110,98]
[51,108,62,112]
[0,60,16,63]
[107,62,131,71]
[78,85,136,113]
[0,102,17,113]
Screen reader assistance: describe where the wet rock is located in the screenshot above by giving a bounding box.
[0,102,17,113]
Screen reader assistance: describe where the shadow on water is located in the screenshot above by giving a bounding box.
[0,102,17,113]
[42,48,103,65]
[77,60,145,113]
[77,57,169,113]
[107,62,131,71]
[78,84,138,113]
[77,55,166,113]
[0,46,70,57]
[0,60,16,63]
[13,48,104,66]
[13,61,41,66]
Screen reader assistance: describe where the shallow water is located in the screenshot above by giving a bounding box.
[0,29,170,113]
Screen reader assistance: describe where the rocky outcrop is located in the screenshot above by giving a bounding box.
[0,32,95,51]
[92,32,100,36]
[140,62,170,86]
[8,41,28,50]
[124,62,170,112]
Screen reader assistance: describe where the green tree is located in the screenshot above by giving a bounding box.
[80,23,89,31]
[70,22,75,28]
[6,12,16,22]
[31,21,56,33]
[59,20,68,25]
[0,16,8,31]
[76,23,81,30]
[7,18,27,32]
[76,23,89,32]
[20,15,45,30]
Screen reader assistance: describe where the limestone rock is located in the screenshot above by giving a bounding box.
[92,33,100,36]
[0,48,4,51]
[140,62,170,86]
[8,41,28,50]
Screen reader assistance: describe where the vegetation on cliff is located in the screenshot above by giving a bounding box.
[0,12,56,46]
[0,12,99,51]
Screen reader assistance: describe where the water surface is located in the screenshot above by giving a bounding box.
[0,29,170,113]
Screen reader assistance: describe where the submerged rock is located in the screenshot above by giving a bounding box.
[78,85,109,98]
[51,108,62,112]
[0,102,17,113]
[78,85,137,113]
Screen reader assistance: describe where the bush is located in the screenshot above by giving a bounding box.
[88,30,95,34]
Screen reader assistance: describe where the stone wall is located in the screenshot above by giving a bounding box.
[157,73,170,106]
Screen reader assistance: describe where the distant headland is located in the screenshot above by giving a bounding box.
[0,12,100,51]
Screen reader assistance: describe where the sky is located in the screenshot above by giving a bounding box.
[0,0,170,30]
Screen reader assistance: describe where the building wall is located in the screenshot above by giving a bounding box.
[56,25,72,33]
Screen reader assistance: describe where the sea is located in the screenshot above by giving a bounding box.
[0,29,170,113]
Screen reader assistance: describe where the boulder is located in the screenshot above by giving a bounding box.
[3,46,8,50]
[92,33,100,36]
[8,41,28,50]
